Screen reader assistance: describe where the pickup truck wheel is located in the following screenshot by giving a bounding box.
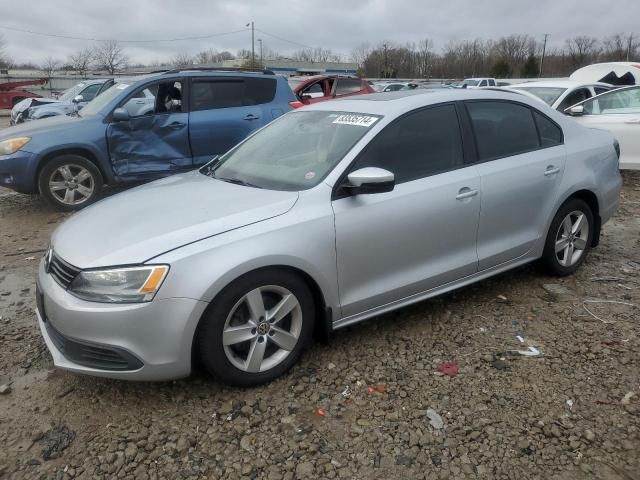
[38,155,103,211]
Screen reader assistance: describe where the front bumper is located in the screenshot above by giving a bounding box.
[0,150,39,194]
[36,259,209,381]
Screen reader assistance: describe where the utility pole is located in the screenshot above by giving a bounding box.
[258,38,263,67]
[539,33,549,78]
[383,43,389,78]
[246,22,255,67]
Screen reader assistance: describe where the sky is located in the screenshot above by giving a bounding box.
[1,0,639,65]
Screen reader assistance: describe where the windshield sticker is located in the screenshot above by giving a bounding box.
[304,171,316,180]
[332,114,378,127]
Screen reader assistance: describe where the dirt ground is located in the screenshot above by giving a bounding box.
[0,113,639,479]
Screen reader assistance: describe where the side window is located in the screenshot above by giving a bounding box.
[594,86,609,95]
[121,81,181,117]
[594,88,640,114]
[467,101,540,160]
[352,104,464,184]
[302,81,324,97]
[335,78,363,95]
[479,80,488,87]
[244,77,277,105]
[558,88,591,111]
[488,79,496,86]
[533,111,563,147]
[80,84,101,102]
[191,80,245,110]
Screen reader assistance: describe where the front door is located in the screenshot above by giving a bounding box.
[107,79,192,176]
[333,104,481,317]
[466,100,566,270]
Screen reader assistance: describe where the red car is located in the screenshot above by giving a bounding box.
[0,78,46,110]
[289,75,375,107]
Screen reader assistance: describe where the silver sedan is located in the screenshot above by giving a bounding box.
[36,89,621,386]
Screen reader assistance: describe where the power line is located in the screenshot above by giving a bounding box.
[0,23,249,43]
[254,28,315,50]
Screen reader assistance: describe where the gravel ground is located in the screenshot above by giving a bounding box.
[0,115,639,479]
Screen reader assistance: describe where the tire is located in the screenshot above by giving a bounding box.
[541,198,594,276]
[197,269,315,387]
[38,155,103,211]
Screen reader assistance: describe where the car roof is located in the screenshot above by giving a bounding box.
[302,89,534,116]
[510,80,611,89]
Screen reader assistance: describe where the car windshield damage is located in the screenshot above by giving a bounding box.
[203,111,381,191]
[79,83,131,117]
[513,87,566,106]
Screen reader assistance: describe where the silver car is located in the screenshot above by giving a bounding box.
[36,89,621,386]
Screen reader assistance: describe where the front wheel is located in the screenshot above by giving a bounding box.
[38,155,103,211]
[541,198,594,276]
[197,270,315,387]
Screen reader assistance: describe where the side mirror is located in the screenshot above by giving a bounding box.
[565,105,584,116]
[112,107,130,122]
[345,167,395,195]
[72,95,84,104]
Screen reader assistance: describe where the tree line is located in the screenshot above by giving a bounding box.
[352,34,639,79]
[1,33,638,79]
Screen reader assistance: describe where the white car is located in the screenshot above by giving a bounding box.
[451,78,497,89]
[567,85,640,170]
[373,82,417,92]
[510,81,613,113]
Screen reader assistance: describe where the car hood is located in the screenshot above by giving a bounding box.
[51,171,299,268]
[29,101,76,119]
[12,97,60,115]
[0,114,84,140]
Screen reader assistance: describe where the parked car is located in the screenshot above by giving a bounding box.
[35,89,621,386]
[291,75,375,106]
[450,78,497,88]
[372,82,418,92]
[10,78,115,125]
[566,85,640,170]
[509,80,613,113]
[0,78,47,110]
[0,68,296,210]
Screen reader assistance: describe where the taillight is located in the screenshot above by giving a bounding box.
[289,101,304,109]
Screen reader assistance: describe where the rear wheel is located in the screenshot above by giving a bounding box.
[197,270,315,387]
[541,198,594,276]
[38,155,103,211]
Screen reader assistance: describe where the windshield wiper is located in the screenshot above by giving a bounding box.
[216,176,263,189]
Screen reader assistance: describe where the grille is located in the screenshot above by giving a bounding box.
[45,321,143,371]
[48,253,81,289]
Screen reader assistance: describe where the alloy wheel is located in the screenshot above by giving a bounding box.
[48,164,95,206]
[555,210,589,267]
[222,285,303,373]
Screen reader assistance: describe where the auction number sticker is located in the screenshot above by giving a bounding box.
[332,114,379,127]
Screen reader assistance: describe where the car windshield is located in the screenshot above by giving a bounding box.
[59,83,87,102]
[79,83,131,117]
[512,87,566,106]
[205,111,381,191]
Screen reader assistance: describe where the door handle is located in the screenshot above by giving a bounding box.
[166,122,185,129]
[544,166,561,176]
[456,188,479,200]
[243,114,260,121]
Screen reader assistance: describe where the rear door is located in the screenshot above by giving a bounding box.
[467,100,566,270]
[333,104,481,316]
[188,76,277,165]
[107,79,192,176]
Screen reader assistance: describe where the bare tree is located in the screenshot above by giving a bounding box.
[69,48,94,77]
[292,48,340,63]
[351,43,372,70]
[170,52,193,68]
[194,49,235,64]
[94,40,128,74]
[42,57,61,85]
[566,36,600,68]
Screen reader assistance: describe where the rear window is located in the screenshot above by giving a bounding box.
[191,77,277,111]
[335,78,363,95]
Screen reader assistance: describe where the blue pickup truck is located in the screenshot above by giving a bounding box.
[0,69,297,210]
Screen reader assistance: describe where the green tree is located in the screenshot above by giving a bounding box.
[490,59,512,78]
[521,54,539,77]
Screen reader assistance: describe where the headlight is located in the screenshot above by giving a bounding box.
[0,137,30,155]
[68,265,169,303]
